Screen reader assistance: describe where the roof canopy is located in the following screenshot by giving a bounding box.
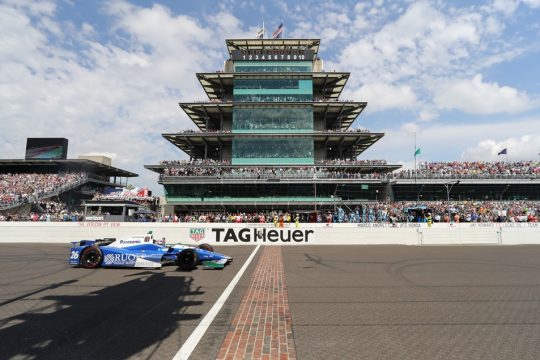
[0,159,138,177]
[197,72,349,100]
[226,39,320,58]
[161,131,383,159]
[179,101,367,131]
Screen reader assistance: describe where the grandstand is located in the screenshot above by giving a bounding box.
[144,37,540,214]
[145,38,401,211]
[0,159,138,214]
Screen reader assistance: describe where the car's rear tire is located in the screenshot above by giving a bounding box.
[176,249,198,271]
[80,247,103,269]
[197,243,214,252]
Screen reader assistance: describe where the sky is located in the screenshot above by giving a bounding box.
[1,0,540,193]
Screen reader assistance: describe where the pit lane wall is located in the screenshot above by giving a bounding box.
[0,222,539,245]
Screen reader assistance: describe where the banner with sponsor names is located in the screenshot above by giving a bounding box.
[0,222,539,245]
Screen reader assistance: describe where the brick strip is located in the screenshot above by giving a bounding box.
[217,247,296,360]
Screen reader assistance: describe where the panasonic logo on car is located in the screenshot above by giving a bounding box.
[119,239,141,244]
[212,228,314,243]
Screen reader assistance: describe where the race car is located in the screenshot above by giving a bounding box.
[69,233,232,271]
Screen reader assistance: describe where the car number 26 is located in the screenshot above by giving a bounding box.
[70,251,79,259]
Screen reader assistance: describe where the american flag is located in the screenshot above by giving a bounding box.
[272,23,283,39]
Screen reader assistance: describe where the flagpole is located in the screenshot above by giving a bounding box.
[263,21,265,39]
[414,132,417,182]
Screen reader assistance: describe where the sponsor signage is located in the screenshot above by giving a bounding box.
[189,228,205,241]
[119,239,142,245]
[85,216,105,221]
[231,49,314,61]
[212,228,314,243]
[104,253,137,265]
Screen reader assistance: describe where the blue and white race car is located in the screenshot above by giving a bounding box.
[69,233,231,271]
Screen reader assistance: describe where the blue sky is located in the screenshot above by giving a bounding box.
[1,0,539,193]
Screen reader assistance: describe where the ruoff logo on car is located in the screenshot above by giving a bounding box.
[103,253,137,265]
[212,228,313,243]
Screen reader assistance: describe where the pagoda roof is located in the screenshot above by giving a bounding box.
[161,131,383,159]
[226,39,320,58]
[197,72,349,100]
[179,101,367,131]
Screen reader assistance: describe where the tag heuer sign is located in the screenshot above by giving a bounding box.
[189,228,206,241]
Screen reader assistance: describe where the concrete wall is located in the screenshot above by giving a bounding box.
[77,155,112,166]
[1,222,539,246]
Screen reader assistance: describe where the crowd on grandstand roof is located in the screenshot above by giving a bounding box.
[159,159,386,167]
[162,166,384,179]
[160,159,231,166]
[157,160,539,179]
[396,161,540,177]
[175,129,371,134]
[0,172,87,208]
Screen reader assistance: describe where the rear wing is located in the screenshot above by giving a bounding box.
[70,238,116,248]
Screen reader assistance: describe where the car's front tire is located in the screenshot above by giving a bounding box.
[176,249,198,271]
[80,247,103,269]
[197,243,214,252]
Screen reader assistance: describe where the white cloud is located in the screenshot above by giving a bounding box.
[344,83,417,112]
[489,0,519,16]
[327,1,536,117]
[360,116,540,163]
[0,0,242,193]
[417,109,439,122]
[433,74,538,114]
[462,134,540,160]
[522,0,540,8]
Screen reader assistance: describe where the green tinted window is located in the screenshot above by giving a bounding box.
[234,61,312,72]
[233,79,312,102]
[232,138,314,165]
[235,79,305,90]
[233,106,313,132]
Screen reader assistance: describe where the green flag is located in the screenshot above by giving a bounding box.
[414,147,421,157]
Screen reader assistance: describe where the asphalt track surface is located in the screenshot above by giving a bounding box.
[1,244,540,359]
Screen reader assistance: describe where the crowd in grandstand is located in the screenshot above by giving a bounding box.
[160,159,230,166]
[175,128,371,133]
[92,192,157,203]
[0,198,83,222]
[396,161,540,178]
[158,160,539,179]
[0,172,86,208]
[159,201,539,224]
[2,200,538,223]
[315,159,387,165]
[161,165,383,179]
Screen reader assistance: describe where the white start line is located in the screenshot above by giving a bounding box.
[172,245,261,360]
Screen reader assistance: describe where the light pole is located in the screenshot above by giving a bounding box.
[313,170,317,212]
[443,180,460,201]
[416,183,425,204]
[500,184,510,201]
